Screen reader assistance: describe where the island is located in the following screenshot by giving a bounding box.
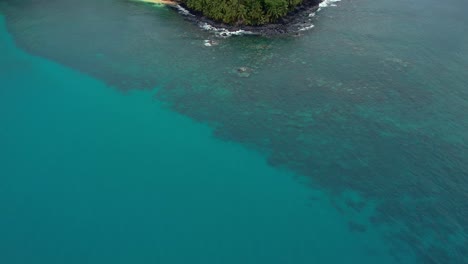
[139,0,322,26]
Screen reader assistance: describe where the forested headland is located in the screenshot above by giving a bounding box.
[180,0,307,25]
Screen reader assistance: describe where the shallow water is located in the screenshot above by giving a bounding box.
[1,0,467,263]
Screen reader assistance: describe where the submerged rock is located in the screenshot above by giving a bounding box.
[236,67,253,78]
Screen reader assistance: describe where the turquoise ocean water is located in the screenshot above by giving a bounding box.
[0,14,399,264]
[1,0,467,263]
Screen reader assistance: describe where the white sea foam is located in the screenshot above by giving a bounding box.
[200,22,254,38]
[203,39,220,47]
[299,24,315,31]
[299,0,341,31]
[203,40,212,47]
[317,0,341,11]
[175,5,193,16]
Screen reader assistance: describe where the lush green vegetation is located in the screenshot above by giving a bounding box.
[181,0,304,25]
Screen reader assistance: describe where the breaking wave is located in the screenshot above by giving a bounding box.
[297,0,341,32]
[318,0,341,11]
[199,23,254,38]
[175,5,193,16]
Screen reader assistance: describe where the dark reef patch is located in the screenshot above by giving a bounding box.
[348,221,367,233]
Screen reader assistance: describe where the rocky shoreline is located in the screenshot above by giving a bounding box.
[169,0,324,36]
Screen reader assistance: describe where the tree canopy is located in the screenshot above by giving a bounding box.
[181,0,303,25]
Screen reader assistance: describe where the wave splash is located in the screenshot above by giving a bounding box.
[200,23,254,38]
[297,0,341,32]
[175,5,193,16]
[318,0,341,11]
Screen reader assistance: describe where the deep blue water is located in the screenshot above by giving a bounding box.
[1,0,467,263]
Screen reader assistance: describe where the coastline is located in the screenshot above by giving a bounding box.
[140,0,324,36]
